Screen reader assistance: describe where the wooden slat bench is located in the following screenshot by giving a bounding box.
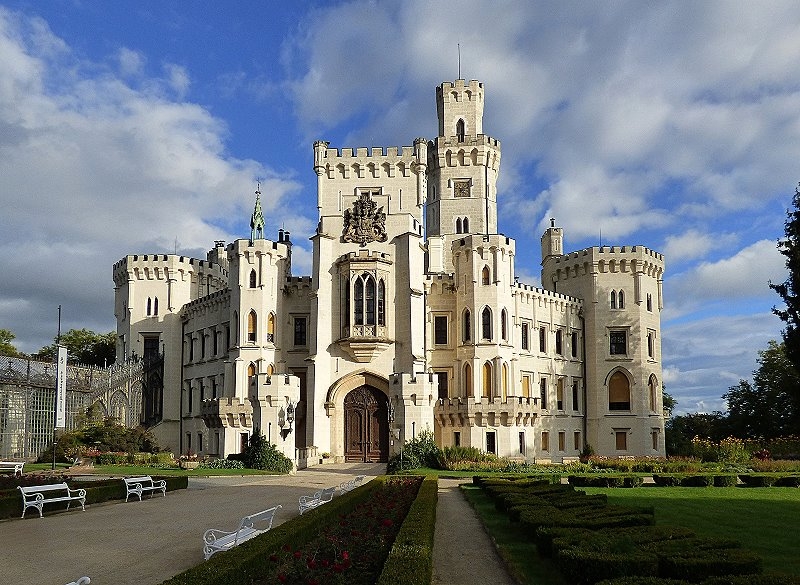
[203,505,281,560]
[0,461,24,477]
[123,475,167,502]
[298,486,336,514]
[18,483,86,518]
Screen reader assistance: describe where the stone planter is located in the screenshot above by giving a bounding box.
[179,460,199,470]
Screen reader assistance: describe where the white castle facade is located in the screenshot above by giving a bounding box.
[113,79,666,467]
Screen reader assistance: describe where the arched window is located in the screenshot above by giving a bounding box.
[649,375,658,412]
[343,277,350,327]
[456,118,465,142]
[464,363,472,397]
[501,309,508,341]
[365,276,376,325]
[249,269,257,288]
[456,218,462,234]
[482,362,492,398]
[463,217,469,232]
[354,278,364,325]
[609,371,631,411]
[618,290,625,309]
[153,297,158,315]
[482,265,490,285]
[610,290,617,309]
[482,307,492,340]
[247,362,257,388]
[378,279,386,326]
[147,297,152,316]
[267,313,275,343]
[463,309,471,342]
[502,363,509,400]
[247,310,257,343]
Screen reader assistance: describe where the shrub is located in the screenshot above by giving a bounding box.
[680,475,714,487]
[713,475,739,487]
[242,431,293,473]
[200,458,245,470]
[387,429,442,473]
[652,474,683,487]
[703,574,800,585]
[658,548,762,582]
[557,546,659,585]
[738,474,779,487]
[597,579,690,585]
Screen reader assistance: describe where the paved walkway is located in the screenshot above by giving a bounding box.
[0,467,517,585]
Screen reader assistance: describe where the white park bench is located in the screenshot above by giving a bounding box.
[65,577,90,585]
[18,483,86,518]
[339,475,365,494]
[123,475,167,502]
[0,460,24,477]
[202,505,281,560]
[298,486,336,514]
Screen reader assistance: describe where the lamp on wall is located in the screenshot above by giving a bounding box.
[279,399,296,440]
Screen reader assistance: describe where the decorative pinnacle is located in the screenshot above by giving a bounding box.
[250,184,265,241]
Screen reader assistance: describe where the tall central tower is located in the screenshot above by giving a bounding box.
[426,79,502,273]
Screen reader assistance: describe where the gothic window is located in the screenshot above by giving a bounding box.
[618,290,625,309]
[482,362,492,398]
[502,363,509,399]
[609,330,627,355]
[649,374,658,412]
[456,118,465,142]
[456,218,462,233]
[521,322,529,350]
[267,313,275,343]
[147,297,152,316]
[153,297,158,315]
[501,309,508,341]
[647,293,653,312]
[555,329,563,355]
[354,278,364,325]
[481,307,492,340]
[609,371,631,410]
[463,217,469,232]
[343,277,350,327]
[464,362,472,396]
[365,277,376,325]
[463,309,471,342]
[610,290,617,309]
[378,279,386,326]
[247,363,257,388]
[247,310,257,343]
[249,269,257,288]
[482,265,490,285]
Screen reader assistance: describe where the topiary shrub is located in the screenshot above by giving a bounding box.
[242,431,293,473]
[713,475,739,487]
[739,474,778,487]
[653,474,683,487]
[680,475,714,487]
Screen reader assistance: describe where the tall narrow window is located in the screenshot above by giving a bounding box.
[456,218,462,233]
[147,297,152,316]
[377,279,385,326]
[267,313,275,343]
[555,329,563,355]
[574,431,582,451]
[649,375,658,412]
[482,307,492,340]
[153,297,158,315]
[610,290,617,309]
[572,380,580,412]
[464,363,472,396]
[522,322,529,350]
[609,371,631,410]
[434,315,448,345]
[247,311,257,343]
[618,290,625,309]
[463,309,471,342]
[571,331,578,358]
[541,431,550,452]
[502,363,509,400]
[343,278,350,327]
[463,217,469,232]
[436,371,448,400]
[557,378,564,410]
[247,363,256,388]
[482,265,490,285]
[647,293,653,312]
[558,431,566,451]
[249,269,257,288]
[482,362,492,398]
[501,309,508,341]
[522,375,531,398]
[456,118,465,142]
[294,317,307,346]
[647,332,654,358]
[539,327,547,352]
[365,276,376,325]
[354,278,364,325]
[540,378,548,409]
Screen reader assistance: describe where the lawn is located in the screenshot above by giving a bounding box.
[23,462,281,477]
[581,486,800,577]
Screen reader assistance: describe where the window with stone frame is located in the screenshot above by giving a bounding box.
[571,331,578,358]
[555,329,563,355]
[434,315,448,345]
[435,371,449,400]
[463,309,471,342]
[609,371,631,411]
[558,431,566,451]
[521,322,530,350]
[481,307,492,340]
[540,377,548,409]
[294,317,307,347]
[541,431,550,452]
[539,326,547,352]
[615,430,628,451]
[609,330,627,355]
[572,380,580,412]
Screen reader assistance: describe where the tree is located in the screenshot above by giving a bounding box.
[771,183,800,373]
[36,329,116,367]
[665,412,729,456]
[0,329,21,357]
[662,387,676,417]
[724,341,800,437]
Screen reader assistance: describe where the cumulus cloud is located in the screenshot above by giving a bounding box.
[0,8,305,353]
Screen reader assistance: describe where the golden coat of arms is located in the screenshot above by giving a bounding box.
[343,192,388,246]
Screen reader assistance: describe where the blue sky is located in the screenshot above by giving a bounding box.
[0,1,796,415]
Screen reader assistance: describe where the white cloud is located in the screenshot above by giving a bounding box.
[0,8,306,353]
[662,229,738,263]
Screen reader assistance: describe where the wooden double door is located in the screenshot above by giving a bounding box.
[344,386,389,462]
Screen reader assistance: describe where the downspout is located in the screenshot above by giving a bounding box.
[579,308,588,452]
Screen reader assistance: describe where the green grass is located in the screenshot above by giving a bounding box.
[23,462,281,477]
[461,484,567,585]
[582,486,800,576]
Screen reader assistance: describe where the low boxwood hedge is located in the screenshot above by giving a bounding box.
[557,546,660,585]
[568,475,644,488]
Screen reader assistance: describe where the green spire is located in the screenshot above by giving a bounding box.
[250,183,265,242]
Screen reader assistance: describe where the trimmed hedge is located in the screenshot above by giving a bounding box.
[569,475,644,488]
[702,575,800,585]
[557,546,660,585]
[375,476,438,585]
[597,578,690,585]
[0,475,187,519]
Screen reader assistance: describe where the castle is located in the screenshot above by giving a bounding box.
[113,79,666,467]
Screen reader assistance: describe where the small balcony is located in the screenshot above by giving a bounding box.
[434,395,539,428]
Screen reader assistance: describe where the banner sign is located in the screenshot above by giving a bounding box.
[55,345,67,428]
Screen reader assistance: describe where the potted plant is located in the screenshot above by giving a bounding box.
[179,450,199,469]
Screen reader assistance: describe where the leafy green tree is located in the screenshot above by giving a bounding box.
[662,387,676,417]
[724,341,800,437]
[665,412,729,456]
[771,184,800,374]
[36,329,116,367]
[242,430,293,473]
[0,329,21,357]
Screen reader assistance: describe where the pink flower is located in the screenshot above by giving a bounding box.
[293,551,302,559]
[341,551,349,560]
[381,518,393,527]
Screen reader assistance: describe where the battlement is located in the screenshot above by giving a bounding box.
[513,280,583,305]
[343,250,393,262]
[549,245,665,274]
[453,233,515,253]
[431,134,500,150]
[437,79,484,98]
[227,237,290,257]
[317,144,420,164]
[181,288,231,319]
[113,253,228,285]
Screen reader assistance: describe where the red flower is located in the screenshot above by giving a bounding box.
[381,518,393,527]
[269,554,278,562]
[282,544,291,552]
[278,575,287,583]
[307,558,317,569]
[293,551,302,559]
[321,559,330,568]
[341,551,349,560]
[333,563,343,573]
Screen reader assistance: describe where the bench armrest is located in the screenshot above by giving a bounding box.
[68,488,87,499]
[203,528,235,545]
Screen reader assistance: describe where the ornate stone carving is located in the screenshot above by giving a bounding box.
[343,191,388,246]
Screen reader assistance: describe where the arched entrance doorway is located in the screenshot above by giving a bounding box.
[343,386,389,462]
